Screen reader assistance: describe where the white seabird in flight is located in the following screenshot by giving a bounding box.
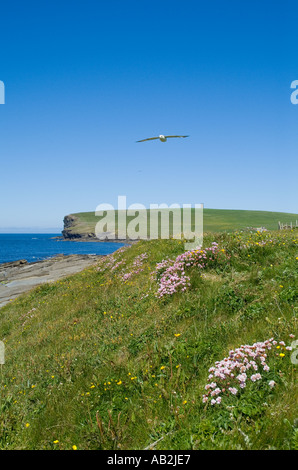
[136,134,189,143]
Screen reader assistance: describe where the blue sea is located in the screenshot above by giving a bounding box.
[0,234,125,265]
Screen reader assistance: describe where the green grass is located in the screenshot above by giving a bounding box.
[64,208,298,237]
[0,229,297,450]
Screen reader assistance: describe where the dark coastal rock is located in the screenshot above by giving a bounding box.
[63,215,78,229]
[62,229,83,240]
[0,259,28,269]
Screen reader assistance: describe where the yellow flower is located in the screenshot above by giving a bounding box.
[160,366,165,370]
[279,353,285,357]
[53,440,59,444]
[25,423,30,428]
[117,380,122,385]
[72,445,77,450]
[174,333,181,337]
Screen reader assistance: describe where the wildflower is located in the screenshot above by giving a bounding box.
[202,336,288,405]
[251,373,262,382]
[53,440,59,444]
[72,445,77,450]
[25,423,30,428]
[268,380,276,388]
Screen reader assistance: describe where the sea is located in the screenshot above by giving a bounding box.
[0,234,125,265]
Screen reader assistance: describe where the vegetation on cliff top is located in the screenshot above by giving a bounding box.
[62,208,298,238]
[0,229,297,450]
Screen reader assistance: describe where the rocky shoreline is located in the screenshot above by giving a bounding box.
[0,254,101,309]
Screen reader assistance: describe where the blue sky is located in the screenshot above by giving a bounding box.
[0,0,297,231]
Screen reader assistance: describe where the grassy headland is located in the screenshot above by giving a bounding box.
[62,208,298,239]
[0,229,297,450]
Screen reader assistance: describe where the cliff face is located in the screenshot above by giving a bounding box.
[62,213,132,242]
[62,215,96,240]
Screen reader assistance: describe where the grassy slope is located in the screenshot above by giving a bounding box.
[0,230,297,450]
[65,209,298,236]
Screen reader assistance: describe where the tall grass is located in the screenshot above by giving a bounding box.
[0,230,297,450]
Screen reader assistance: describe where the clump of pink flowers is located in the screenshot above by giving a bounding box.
[120,253,148,282]
[154,242,229,298]
[202,337,293,406]
[96,245,131,272]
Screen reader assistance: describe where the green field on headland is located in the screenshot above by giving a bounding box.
[0,228,297,450]
[62,208,298,239]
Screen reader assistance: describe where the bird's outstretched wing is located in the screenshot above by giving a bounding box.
[136,136,159,142]
[164,135,189,139]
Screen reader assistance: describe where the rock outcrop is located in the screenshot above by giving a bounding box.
[0,254,101,309]
[62,215,97,240]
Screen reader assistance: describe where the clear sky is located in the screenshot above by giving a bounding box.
[0,0,297,231]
